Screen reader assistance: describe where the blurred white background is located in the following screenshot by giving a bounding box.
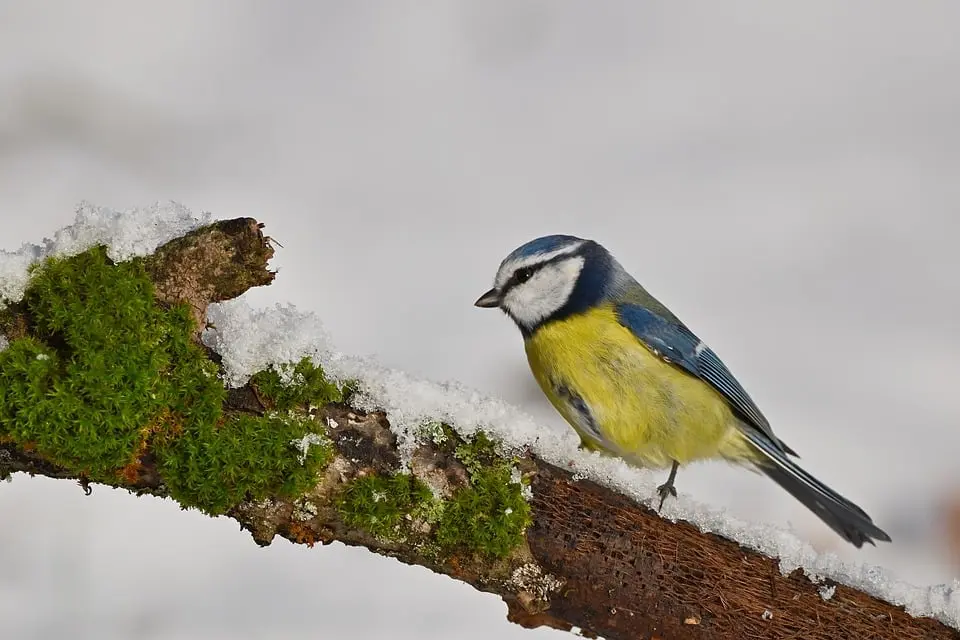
[2,2,959,638]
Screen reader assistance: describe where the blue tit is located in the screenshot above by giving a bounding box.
[475,235,890,548]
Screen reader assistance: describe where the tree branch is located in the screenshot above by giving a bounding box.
[0,219,955,640]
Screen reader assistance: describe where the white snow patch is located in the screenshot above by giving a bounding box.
[1,203,958,632]
[819,584,837,601]
[202,301,333,389]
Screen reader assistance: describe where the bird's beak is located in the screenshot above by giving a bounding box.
[474,288,500,308]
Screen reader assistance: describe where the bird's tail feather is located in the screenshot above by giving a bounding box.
[743,431,891,548]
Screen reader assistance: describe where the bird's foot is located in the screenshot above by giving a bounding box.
[656,460,680,511]
[656,482,677,511]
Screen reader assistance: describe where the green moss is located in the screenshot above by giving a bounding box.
[157,411,334,515]
[250,357,356,410]
[337,472,435,540]
[0,246,224,479]
[0,245,340,517]
[437,460,532,560]
[453,430,499,477]
[415,430,534,560]
[358,428,535,559]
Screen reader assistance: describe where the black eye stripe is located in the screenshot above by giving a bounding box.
[504,253,576,291]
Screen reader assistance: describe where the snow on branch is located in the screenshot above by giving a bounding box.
[0,203,957,640]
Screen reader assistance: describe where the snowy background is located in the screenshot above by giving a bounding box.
[2,2,959,638]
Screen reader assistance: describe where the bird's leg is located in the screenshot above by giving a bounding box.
[656,461,680,510]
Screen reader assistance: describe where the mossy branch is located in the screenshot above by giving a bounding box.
[0,219,955,640]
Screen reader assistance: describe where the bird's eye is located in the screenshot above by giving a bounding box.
[514,267,534,284]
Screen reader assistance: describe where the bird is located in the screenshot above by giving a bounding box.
[474,234,891,548]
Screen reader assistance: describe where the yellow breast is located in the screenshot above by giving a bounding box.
[524,305,754,468]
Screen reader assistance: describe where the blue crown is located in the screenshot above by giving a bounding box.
[505,234,585,262]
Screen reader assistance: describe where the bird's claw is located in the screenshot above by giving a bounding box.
[656,482,677,511]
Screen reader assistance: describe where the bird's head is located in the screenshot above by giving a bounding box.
[475,234,627,336]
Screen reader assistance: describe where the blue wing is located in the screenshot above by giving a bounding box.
[614,303,796,456]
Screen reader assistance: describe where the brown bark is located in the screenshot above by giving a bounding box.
[0,218,955,640]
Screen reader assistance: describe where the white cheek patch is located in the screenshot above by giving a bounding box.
[502,256,585,328]
[494,241,585,291]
